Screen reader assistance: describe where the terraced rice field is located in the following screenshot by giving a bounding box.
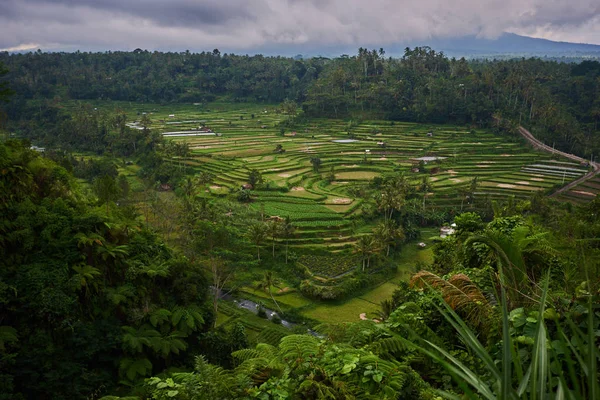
[100,102,589,248]
[556,175,600,203]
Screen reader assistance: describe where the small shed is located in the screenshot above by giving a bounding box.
[426,132,433,137]
[439,226,456,238]
[242,183,254,190]
[168,114,175,118]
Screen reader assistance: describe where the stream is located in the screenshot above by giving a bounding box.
[219,291,321,337]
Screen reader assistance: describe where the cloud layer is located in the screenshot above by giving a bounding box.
[1,0,600,52]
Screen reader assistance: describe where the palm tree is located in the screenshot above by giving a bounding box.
[353,235,379,271]
[281,217,296,264]
[247,222,268,261]
[374,220,405,257]
[419,176,432,216]
[266,220,282,258]
[256,271,282,313]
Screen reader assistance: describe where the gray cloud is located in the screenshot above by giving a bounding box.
[1,0,599,52]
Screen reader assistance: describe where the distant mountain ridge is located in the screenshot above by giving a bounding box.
[255,33,600,59]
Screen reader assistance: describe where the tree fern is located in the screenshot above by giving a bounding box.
[149,330,188,358]
[119,357,152,382]
[105,284,136,306]
[231,348,265,364]
[121,325,160,353]
[367,336,409,358]
[411,270,492,332]
[0,325,17,350]
[171,306,204,334]
[256,327,286,346]
[148,308,172,327]
[278,334,320,363]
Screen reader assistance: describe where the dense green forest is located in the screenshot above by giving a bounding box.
[3,48,600,158]
[1,50,600,400]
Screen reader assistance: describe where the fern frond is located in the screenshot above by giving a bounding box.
[411,271,488,310]
[368,337,408,358]
[256,327,286,346]
[231,348,263,363]
[279,334,320,362]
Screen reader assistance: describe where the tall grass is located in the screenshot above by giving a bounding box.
[414,272,599,399]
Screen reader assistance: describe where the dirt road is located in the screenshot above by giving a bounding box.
[516,125,600,197]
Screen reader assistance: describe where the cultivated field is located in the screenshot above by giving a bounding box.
[89,101,591,250]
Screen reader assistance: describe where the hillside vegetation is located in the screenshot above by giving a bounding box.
[0,50,599,399]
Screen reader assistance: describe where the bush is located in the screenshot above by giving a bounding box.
[271,315,281,324]
[257,306,267,319]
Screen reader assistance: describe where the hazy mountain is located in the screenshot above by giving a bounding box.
[254,33,600,59]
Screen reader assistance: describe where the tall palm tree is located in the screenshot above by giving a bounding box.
[353,235,379,272]
[256,271,282,313]
[281,217,296,264]
[247,222,268,261]
[419,176,432,216]
[374,220,405,257]
[267,220,282,258]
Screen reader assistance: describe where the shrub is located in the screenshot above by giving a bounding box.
[257,306,267,319]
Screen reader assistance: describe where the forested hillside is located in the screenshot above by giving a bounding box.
[1,49,599,400]
[2,48,600,158]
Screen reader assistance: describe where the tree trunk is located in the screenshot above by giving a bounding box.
[270,292,283,313]
[257,246,261,261]
[285,240,289,264]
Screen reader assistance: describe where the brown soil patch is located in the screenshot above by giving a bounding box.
[342,164,359,168]
[331,181,349,185]
[530,178,545,182]
[278,173,291,178]
[359,313,368,320]
[500,154,513,157]
[447,170,458,175]
[476,164,490,168]
[516,181,530,185]
[291,186,305,191]
[331,198,353,204]
[497,183,516,188]
[430,177,439,182]
[572,190,595,196]
[450,178,463,183]
[209,185,222,190]
[277,287,290,294]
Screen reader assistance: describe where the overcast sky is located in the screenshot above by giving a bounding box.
[1,0,600,53]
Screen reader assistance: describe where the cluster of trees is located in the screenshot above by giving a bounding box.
[0,50,321,106]
[4,48,600,158]
[118,201,600,399]
[0,140,215,398]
